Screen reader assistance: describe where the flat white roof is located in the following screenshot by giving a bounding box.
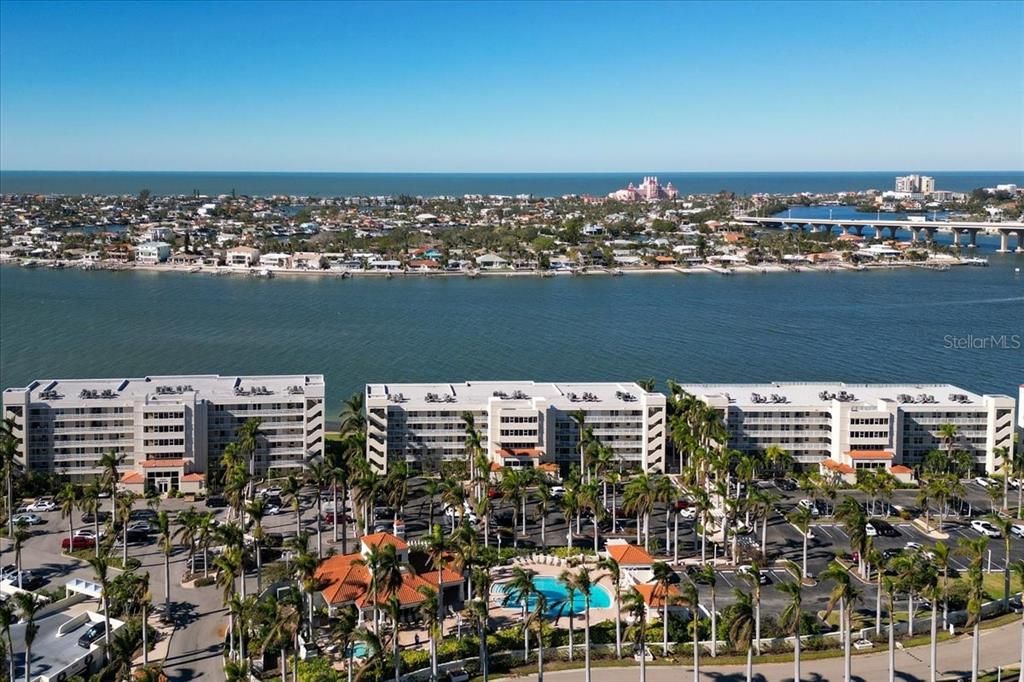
[367,380,658,408]
[4,374,325,403]
[676,381,1007,408]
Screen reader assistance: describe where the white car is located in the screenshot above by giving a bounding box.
[550,486,566,498]
[259,487,283,499]
[11,513,42,526]
[865,522,878,537]
[75,528,106,540]
[679,507,697,520]
[971,519,1001,538]
[126,520,152,533]
[905,542,923,552]
[265,505,281,516]
[27,499,57,513]
[853,639,875,651]
[1010,525,1024,539]
[797,499,820,517]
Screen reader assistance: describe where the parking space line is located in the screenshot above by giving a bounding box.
[719,572,734,587]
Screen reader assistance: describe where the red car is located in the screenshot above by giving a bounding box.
[62,535,95,550]
[487,487,503,499]
[322,511,354,525]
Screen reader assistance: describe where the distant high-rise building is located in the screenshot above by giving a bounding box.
[895,174,935,194]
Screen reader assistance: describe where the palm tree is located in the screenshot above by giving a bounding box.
[416,585,441,681]
[246,497,268,593]
[728,588,756,682]
[306,456,333,559]
[80,480,104,558]
[988,513,1015,609]
[339,392,366,437]
[921,566,941,682]
[384,595,402,682]
[115,490,134,565]
[281,473,304,538]
[776,560,804,682]
[98,450,125,516]
[507,567,537,661]
[622,587,648,682]
[623,473,656,550]
[650,561,674,656]
[883,575,898,682]
[534,479,552,549]
[1011,560,1024,682]
[694,564,719,657]
[740,558,764,655]
[570,410,589,480]
[958,535,989,682]
[787,505,813,580]
[554,569,578,661]
[238,417,263,500]
[14,592,41,682]
[131,570,153,667]
[822,560,860,682]
[57,482,79,549]
[1,420,19,540]
[157,510,173,617]
[86,554,113,649]
[524,592,549,682]
[0,598,15,682]
[597,555,623,658]
[678,579,701,682]
[569,567,596,682]
[11,523,31,590]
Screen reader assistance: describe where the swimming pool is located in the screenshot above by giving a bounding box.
[498,575,612,616]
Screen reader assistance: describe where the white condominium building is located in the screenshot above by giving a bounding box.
[676,382,1015,476]
[2,374,326,493]
[364,381,667,474]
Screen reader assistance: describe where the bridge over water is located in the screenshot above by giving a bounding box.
[736,216,1024,252]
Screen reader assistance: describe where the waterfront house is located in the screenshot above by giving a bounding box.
[475,253,509,269]
[407,259,441,272]
[292,252,325,270]
[261,253,293,269]
[226,246,261,267]
[134,241,171,264]
[368,259,401,271]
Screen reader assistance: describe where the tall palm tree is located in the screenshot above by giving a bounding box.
[696,564,719,657]
[246,497,268,593]
[776,560,804,682]
[570,410,589,480]
[740,558,764,655]
[98,450,125,516]
[507,567,537,661]
[339,392,367,437]
[86,554,113,649]
[728,588,756,682]
[883,575,898,682]
[678,579,701,682]
[933,540,952,628]
[80,480,104,558]
[958,535,989,682]
[115,490,134,565]
[822,560,860,682]
[157,510,173,617]
[14,592,41,682]
[569,567,596,682]
[11,523,31,590]
[384,595,402,682]
[0,420,19,541]
[623,473,656,550]
[1011,560,1024,682]
[281,473,304,538]
[238,417,264,501]
[622,587,648,682]
[650,561,674,655]
[56,482,79,550]
[524,592,549,682]
[921,565,941,682]
[787,505,813,580]
[554,570,578,661]
[417,585,441,681]
[306,457,333,559]
[131,570,153,667]
[0,598,15,682]
[988,513,1015,609]
[597,555,623,658]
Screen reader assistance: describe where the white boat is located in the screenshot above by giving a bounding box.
[251,268,274,279]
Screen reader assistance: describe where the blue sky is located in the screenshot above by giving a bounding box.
[1,1,1021,172]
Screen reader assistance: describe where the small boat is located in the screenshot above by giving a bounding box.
[21,259,39,268]
[189,266,202,273]
[340,270,352,279]
[540,270,553,278]
[612,268,624,276]
[467,270,480,279]
[251,268,274,279]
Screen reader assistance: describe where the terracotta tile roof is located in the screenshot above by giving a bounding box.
[634,583,681,608]
[891,465,914,474]
[120,472,144,484]
[821,459,855,475]
[847,450,893,460]
[182,473,206,482]
[499,448,543,458]
[140,459,187,468]
[361,532,409,551]
[315,553,463,608]
[606,542,654,566]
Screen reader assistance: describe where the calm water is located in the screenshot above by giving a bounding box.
[2,170,1022,197]
[1,263,1021,415]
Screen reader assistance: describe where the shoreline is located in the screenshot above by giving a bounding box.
[0,257,992,280]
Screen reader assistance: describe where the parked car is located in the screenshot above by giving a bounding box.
[205,495,228,508]
[678,507,697,521]
[775,479,797,491]
[736,565,770,585]
[126,520,152,533]
[80,512,109,524]
[259,487,283,499]
[62,535,96,550]
[2,569,43,590]
[445,670,469,682]
[27,499,57,513]
[1011,525,1024,539]
[865,522,878,537]
[550,486,565,498]
[974,477,998,489]
[323,511,354,525]
[130,509,157,521]
[75,528,106,540]
[11,513,42,526]
[971,519,1001,538]
[487,487,503,499]
[797,499,820,517]
[78,622,106,648]
[868,519,899,537]
[853,639,875,651]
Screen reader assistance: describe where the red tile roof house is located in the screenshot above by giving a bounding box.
[314,532,465,623]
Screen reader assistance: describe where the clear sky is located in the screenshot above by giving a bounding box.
[1,0,1022,172]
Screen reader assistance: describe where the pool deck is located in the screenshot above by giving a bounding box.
[489,559,619,625]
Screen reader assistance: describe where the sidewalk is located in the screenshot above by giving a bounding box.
[497,619,1023,682]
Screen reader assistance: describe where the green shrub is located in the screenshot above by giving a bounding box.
[194,576,215,587]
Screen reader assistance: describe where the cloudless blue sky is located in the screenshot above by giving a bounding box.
[1,0,1022,172]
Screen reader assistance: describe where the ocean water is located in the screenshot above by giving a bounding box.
[1,170,1022,197]
[1,262,1021,416]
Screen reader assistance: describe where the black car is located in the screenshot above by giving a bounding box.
[78,622,105,648]
[871,520,899,537]
[774,479,797,491]
[125,529,150,543]
[130,509,157,521]
[206,495,227,508]
[686,565,713,584]
[80,512,109,524]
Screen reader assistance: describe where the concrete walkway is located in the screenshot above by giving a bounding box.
[498,619,1023,682]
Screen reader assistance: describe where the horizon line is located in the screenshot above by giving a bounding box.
[2,168,1022,175]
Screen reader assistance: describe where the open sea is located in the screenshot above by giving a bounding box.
[2,170,1023,197]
